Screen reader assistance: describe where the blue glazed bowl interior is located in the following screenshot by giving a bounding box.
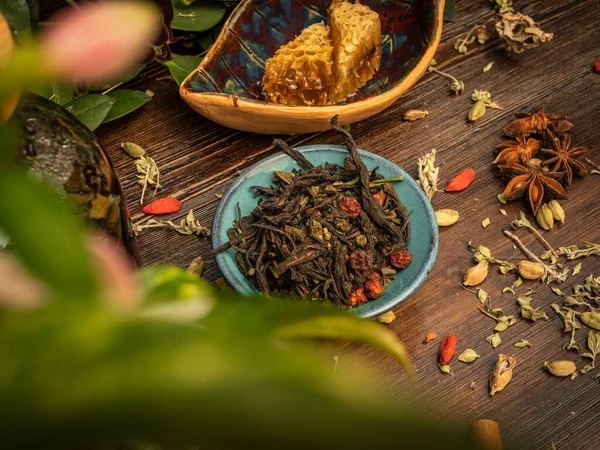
[212,145,438,318]
[183,0,440,104]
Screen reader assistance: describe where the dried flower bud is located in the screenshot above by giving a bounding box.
[349,250,373,271]
[536,203,554,230]
[364,280,384,299]
[403,110,429,121]
[435,209,460,226]
[548,200,565,223]
[463,261,489,286]
[490,354,516,396]
[517,260,546,280]
[544,360,576,377]
[377,311,396,324]
[468,99,487,122]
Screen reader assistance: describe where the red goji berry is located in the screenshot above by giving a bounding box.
[390,249,412,269]
[445,168,475,192]
[349,287,367,306]
[340,196,361,218]
[142,197,181,215]
[438,334,457,365]
[594,58,600,74]
[372,189,386,207]
[364,279,384,299]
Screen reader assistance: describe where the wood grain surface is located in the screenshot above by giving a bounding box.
[96,1,600,448]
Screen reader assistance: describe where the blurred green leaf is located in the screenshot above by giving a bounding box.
[89,64,147,92]
[166,55,202,85]
[139,265,213,304]
[0,299,474,449]
[0,0,32,39]
[0,170,98,298]
[102,89,152,123]
[172,1,227,32]
[50,83,74,106]
[276,315,413,376]
[444,0,457,22]
[64,94,115,131]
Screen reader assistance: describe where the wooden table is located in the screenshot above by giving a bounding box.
[97,1,600,448]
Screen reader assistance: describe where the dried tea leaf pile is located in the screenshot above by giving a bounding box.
[215,119,411,306]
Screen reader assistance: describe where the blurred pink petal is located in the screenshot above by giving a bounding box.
[87,231,142,312]
[0,253,46,310]
[40,1,160,84]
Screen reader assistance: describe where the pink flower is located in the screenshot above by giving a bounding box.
[40,1,160,85]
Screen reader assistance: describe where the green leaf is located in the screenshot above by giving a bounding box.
[0,0,31,40]
[443,0,457,22]
[50,83,74,106]
[275,315,414,377]
[102,89,152,123]
[64,94,115,131]
[166,55,203,85]
[88,64,147,92]
[172,1,227,32]
[0,169,98,298]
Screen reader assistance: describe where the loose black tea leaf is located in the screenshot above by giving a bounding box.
[215,117,411,307]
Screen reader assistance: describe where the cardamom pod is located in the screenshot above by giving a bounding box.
[548,200,565,223]
[121,142,145,158]
[435,209,460,226]
[535,203,554,230]
[376,311,396,324]
[517,260,546,280]
[580,311,600,330]
[468,98,487,122]
[186,256,204,277]
[464,261,489,286]
[544,360,576,377]
[490,354,516,396]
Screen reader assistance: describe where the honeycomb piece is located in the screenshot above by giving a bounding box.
[328,0,381,103]
[262,23,333,106]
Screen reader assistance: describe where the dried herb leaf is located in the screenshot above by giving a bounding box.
[482,218,491,228]
[487,332,501,348]
[477,288,488,304]
[572,262,582,276]
[496,11,553,54]
[439,364,454,375]
[514,339,532,348]
[498,194,507,204]
[483,62,494,73]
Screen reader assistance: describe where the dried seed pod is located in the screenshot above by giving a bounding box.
[468,99,487,122]
[464,261,489,286]
[535,204,554,230]
[470,419,503,450]
[548,200,565,223]
[376,311,396,324]
[544,360,576,377]
[517,260,546,280]
[435,209,460,226]
[489,354,516,396]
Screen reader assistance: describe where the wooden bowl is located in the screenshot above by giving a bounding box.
[180,0,444,135]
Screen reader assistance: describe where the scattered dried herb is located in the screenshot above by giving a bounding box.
[439,364,454,375]
[496,11,553,53]
[487,332,501,348]
[423,333,437,344]
[377,310,396,324]
[490,354,516,395]
[435,209,460,226]
[187,256,204,277]
[540,131,588,186]
[514,339,532,348]
[134,209,210,237]
[483,62,494,72]
[518,294,548,321]
[558,242,600,259]
[544,360,576,377]
[468,90,502,122]
[135,155,161,204]
[482,218,491,228]
[417,149,440,200]
[427,66,464,95]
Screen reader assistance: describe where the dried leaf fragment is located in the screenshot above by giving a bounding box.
[490,354,516,396]
[496,12,553,54]
[403,110,429,122]
[514,339,532,348]
[458,349,480,363]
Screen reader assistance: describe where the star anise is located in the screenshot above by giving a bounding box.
[493,136,540,165]
[503,106,573,138]
[540,130,587,186]
[499,163,567,214]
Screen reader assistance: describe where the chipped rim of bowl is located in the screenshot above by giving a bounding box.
[180,0,445,118]
[212,144,439,318]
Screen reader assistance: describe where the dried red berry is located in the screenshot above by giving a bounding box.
[368,271,381,282]
[372,189,386,207]
[438,334,457,365]
[349,250,373,271]
[390,249,412,269]
[445,168,475,192]
[142,197,182,215]
[594,58,600,74]
[340,196,361,218]
[364,279,384,299]
[349,287,367,306]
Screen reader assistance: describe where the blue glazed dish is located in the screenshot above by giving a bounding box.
[180,0,445,134]
[212,145,439,318]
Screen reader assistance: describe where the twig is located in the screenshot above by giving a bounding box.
[140,165,150,205]
[102,82,123,96]
[511,219,558,258]
[503,230,566,282]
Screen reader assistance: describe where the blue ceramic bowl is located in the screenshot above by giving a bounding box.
[180,0,444,134]
[212,145,438,318]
